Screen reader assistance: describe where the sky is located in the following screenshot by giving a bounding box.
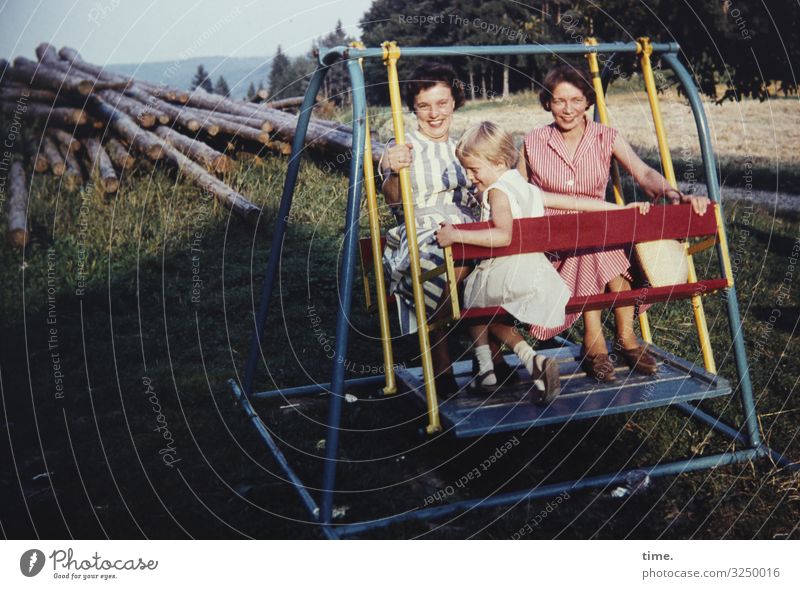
[0,0,375,65]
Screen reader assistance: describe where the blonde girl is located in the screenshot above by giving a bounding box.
[436,121,650,402]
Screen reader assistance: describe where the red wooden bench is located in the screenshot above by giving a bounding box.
[359,204,728,321]
[449,203,727,320]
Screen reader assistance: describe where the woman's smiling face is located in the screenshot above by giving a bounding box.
[549,81,589,132]
[413,83,455,142]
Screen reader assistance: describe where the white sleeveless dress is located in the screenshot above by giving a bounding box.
[463,169,570,329]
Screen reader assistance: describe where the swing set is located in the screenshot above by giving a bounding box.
[228,39,796,539]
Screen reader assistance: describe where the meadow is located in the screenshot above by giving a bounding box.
[1,91,798,539]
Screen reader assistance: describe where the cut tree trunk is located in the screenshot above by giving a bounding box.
[90,94,260,221]
[26,137,50,173]
[104,138,135,170]
[48,128,80,152]
[58,46,188,103]
[265,96,304,110]
[83,136,119,193]
[502,56,510,100]
[154,126,233,174]
[0,85,59,104]
[91,92,165,160]
[42,135,65,175]
[6,160,30,247]
[52,131,83,190]
[1,99,88,126]
[99,91,157,127]
[189,108,270,132]
[127,88,201,132]
[182,108,262,143]
[11,56,127,96]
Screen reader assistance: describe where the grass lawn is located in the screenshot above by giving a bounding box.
[1,108,799,539]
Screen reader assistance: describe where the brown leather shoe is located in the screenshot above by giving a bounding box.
[531,355,561,405]
[580,349,616,382]
[612,341,658,375]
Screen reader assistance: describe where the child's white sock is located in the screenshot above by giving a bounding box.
[474,344,497,385]
[513,341,545,392]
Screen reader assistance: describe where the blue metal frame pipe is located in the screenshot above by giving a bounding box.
[673,402,797,470]
[319,42,679,64]
[333,448,762,538]
[228,380,341,539]
[241,66,329,400]
[661,53,761,449]
[318,59,369,525]
[252,375,386,400]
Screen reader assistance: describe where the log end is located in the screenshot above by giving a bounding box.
[205,124,220,137]
[147,145,164,160]
[34,157,49,173]
[138,113,156,128]
[77,80,94,96]
[7,228,29,248]
[102,177,120,193]
[52,163,66,176]
[213,156,234,175]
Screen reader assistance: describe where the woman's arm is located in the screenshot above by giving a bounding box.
[612,133,709,214]
[541,191,651,215]
[515,145,529,179]
[380,141,413,206]
[436,189,514,248]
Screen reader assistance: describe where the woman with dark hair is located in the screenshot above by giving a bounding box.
[518,64,709,382]
[380,62,514,395]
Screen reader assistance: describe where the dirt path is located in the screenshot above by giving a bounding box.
[678,181,800,214]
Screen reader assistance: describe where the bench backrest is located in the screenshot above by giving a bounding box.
[450,203,717,262]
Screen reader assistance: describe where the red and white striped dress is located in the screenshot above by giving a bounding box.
[523,118,634,341]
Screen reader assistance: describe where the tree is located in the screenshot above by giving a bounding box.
[268,45,292,98]
[213,75,231,97]
[310,20,357,105]
[190,64,213,93]
[588,0,800,101]
[246,81,256,100]
[358,0,800,102]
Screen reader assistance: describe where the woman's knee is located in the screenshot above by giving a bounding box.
[606,274,632,292]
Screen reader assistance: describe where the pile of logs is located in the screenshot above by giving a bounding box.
[1,43,363,243]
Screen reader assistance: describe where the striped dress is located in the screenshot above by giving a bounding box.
[382,129,478,335]
[523,118,635,341]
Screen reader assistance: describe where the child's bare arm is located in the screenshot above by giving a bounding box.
[436,189,514,248]
[541,191,651,215]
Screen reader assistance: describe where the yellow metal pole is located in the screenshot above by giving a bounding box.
[714,204,735,288]
[443,245,461,323]
[638,37,716,373]
[585,38,652,344]
[352,42,397,394]
[382,41,441,433]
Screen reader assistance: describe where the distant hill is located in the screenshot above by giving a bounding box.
[106,56,272,100]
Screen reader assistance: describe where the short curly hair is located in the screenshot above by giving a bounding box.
[404,62,466,113]
[539,65,596,111]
